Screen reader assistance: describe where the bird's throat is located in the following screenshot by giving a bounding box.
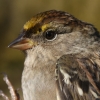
[22,46,57,100]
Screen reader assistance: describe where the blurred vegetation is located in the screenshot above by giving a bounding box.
[0,0,100,99]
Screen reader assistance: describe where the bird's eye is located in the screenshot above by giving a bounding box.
[44,30,57,41]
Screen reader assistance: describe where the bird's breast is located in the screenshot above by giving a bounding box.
[22,69,56,100]
[22,49,57,100]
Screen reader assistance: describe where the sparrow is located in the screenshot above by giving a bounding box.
[8,10,100,100]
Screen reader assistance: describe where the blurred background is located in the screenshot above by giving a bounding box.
[0,0,100,99]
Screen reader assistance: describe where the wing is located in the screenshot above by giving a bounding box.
[55,54,100,100]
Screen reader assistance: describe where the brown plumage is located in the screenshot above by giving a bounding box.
[8,10,100,100]
[56,54,100,100]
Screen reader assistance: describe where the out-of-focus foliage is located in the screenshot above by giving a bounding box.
[0,0,100,99]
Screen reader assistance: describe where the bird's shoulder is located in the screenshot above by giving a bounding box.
[56,53,100,100]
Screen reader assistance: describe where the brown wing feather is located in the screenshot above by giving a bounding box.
[56,54,100,100]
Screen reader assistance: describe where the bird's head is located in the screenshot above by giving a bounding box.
[8,10,99,57]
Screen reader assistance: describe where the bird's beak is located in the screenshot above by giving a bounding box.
[8,33,34,50]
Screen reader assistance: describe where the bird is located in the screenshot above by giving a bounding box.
[8,10,100,100]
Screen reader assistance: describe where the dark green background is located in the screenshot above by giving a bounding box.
[0,0,100,99]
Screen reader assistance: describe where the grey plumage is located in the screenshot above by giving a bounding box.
[8,10,100,100]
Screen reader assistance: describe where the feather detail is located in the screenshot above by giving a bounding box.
[56,54,100,100]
